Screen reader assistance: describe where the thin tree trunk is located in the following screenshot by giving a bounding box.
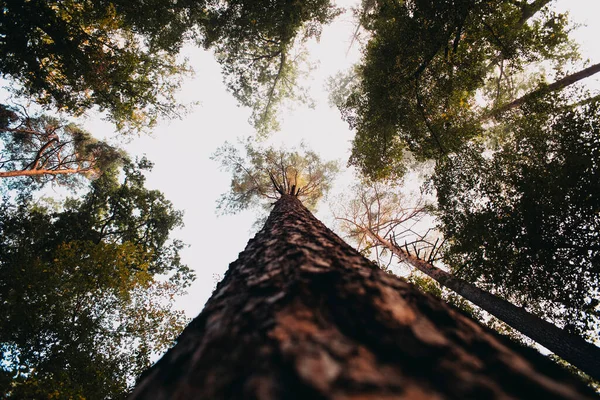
[0,168,87,178]
[130,195,595,399]
[363,228,600,381]
[490,62,600,117]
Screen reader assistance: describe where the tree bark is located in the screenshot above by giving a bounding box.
[490,62,600,117]
[363,228,600,382]
[130,195,595,399]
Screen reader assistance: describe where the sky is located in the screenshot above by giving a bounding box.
[26,0,600,322]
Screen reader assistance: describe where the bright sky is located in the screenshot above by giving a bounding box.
[79,0,600,320]
[56,0,600,320]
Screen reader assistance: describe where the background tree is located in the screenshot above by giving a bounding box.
[337,0,579,179]
[199,0,341,135]
[334,181,600,380]
[52,158,189,276]
[0,0,344,135]
[333,181,438,265]
[0,0,203,132]
[212,140,339,215]
[330,0,600,348]
[434,96,600,340]
[0,104,123,188]
[0,159,194,399]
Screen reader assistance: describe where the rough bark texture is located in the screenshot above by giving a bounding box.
[363,229,600,381]
[130,195,596,399]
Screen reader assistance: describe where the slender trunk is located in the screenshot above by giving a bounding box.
[490,62,600,117]
[364,229,600,381]
[130,195,594,399]
[0,168,86,178]
[259,52,286,126]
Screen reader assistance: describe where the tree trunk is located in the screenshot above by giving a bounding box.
[130,195,595,399]
[490,62,600,117]
[0,168,86,178]
[363,229,600,381]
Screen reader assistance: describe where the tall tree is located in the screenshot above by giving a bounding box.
[338,0,578,179]
[129,193,595,399]
[334,182,600,380]
[434,98,600,340]
[0,104,123,186]
[0,159,194,399]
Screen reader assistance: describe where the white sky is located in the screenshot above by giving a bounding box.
[24,0,600,321]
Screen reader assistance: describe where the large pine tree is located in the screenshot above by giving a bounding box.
[130,193,595,399]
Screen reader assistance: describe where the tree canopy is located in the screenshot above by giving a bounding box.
[434,96,600,339]
[212,140,339,214]
[0,159,194,398]
[337,0,579,179]
[0,0,342,135]
[0,0,200,133]
[200,0,341,135]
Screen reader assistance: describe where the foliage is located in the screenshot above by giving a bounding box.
[0,104,124,190]
[0,159,194,399]
[200,0,341,135]
[0,0,195,133]
[212,140,339,214]
[0,0,343,136]
[434,97,600,338]
[54,158,189,276]
[338,0,577,179]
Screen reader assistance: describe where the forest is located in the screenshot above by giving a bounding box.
[0,0,598,398]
